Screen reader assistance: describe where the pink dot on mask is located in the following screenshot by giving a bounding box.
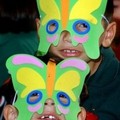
[73,35,88,43]
[28,103,42,112]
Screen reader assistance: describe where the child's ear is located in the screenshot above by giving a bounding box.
[3,105,18,120]
[77,107,86,120]
[102,22,116,47]
[35,18,40,31]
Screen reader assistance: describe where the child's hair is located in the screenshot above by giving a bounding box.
[104,0,113,23]
[0,0,39,33]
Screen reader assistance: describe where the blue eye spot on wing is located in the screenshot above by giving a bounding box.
[57,92,70,107]
[27,90,42,105]
[46,20,58,34]
[73,20,90,35]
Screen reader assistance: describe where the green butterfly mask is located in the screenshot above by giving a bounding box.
[6,54,90,119]
[37,0,107,59]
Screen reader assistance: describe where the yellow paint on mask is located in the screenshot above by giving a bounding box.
[39,0,60,25]
[69,0,102,24]
[55,71,80,101]
[17,68,46,98]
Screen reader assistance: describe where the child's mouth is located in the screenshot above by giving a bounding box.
[38,114,59,120]
[40,115,55,119]
[60,49,80,57]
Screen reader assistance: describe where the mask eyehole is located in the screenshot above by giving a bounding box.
[27,90,42,105]
[57,92,70,107]
[73,20,90,35]
[46,20,58,34]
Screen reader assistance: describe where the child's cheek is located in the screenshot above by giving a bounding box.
[27,103,42,112]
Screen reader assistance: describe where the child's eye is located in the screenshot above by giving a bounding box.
[46,20,58,34]
[57,92,70,107]
[73,20,90,35]
[76,23,87,32]
[49,23,56,32]
[27,90,43,105]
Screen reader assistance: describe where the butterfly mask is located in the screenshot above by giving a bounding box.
[37,0,108,59]
[6,54,90,119]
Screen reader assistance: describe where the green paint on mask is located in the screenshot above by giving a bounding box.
[37,0,107,59]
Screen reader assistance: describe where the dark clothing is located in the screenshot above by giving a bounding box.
[0,31,39,86]
[82,47,120,120]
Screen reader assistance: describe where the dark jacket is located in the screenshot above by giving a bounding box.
[82,47,120,120]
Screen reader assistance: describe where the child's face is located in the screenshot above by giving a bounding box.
[48,30,92,63]
[6,54,90,120]
[30,98,65,120]
[4,103,86,120]
[37,0,108,59]
[48,24,107,63]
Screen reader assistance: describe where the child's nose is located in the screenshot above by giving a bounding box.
[61,30,71,43]
[43,98,57,113]
[44,98,55,106]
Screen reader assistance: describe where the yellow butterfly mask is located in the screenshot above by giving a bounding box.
[6,54,90,119]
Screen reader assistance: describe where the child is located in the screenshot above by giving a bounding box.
[4,54,89,120]
[36,0,120,119]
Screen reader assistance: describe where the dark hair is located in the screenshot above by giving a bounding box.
[0,0,39,33]
[104,0,113,23]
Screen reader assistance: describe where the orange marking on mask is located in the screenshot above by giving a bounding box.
[61,0,69,29]
[46,59,56,97]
